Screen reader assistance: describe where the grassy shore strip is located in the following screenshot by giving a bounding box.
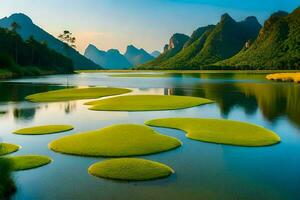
[85,95,213,111]
[14,125,74,135]
[49,124,181,157]
[4,155,52,171]
[25,87,132,102]
[266,73,300,83]
[88,158,174,181]
[146,118,281,147]
[0,143,20,156]
[76,70,300,74]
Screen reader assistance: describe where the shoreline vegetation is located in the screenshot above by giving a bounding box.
[266,73,300,83]
[0,25,74,80]
[77,69,299,74]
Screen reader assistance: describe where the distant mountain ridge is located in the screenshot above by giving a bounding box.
[124,45,154,66]
[150,51,161,58]
[0,13,101,70]
[138,13,262,69]
[84,44,132,69]
[84,44,155,69]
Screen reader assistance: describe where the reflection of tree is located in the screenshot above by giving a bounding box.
[0,137,16,199]
[0,110,7,115]
[13,107,36,121]
[167,81,300,127]
[64,102,77,114]
[0,82,67,102]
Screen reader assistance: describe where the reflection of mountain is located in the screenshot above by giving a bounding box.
[167,81,300,127]
[236,83,300,126]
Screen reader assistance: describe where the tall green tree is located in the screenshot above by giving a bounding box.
[10,21,21,64]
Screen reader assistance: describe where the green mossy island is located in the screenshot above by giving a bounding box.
[14,125,74,135]
[88,158,174,181]
[4,155,52,171]
[49,124,181,157]
[0,143,20,156]
[146,118,281,147]
[25,87,132,102]
[85,95,213,111]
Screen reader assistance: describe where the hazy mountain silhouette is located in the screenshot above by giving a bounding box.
[0,13,100,70]
[84,44,131,69]
[124,45,154,66]
[151,51,161,58]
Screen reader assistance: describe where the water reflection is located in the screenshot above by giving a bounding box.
[62,102,77,114]
[13,107,37,121]
[165,82,300,127]
[0,82,67,102]
[168,81,300,127]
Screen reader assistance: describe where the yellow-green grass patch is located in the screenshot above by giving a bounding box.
[266,73,300,83]
[146,118,281,147]
[85,95,213,111]
[14,125,74,135]
[25,87,132,102]
[88,158,174,181]
[0,143,20,156]
[4,155,52,171]
[49,124,181,157]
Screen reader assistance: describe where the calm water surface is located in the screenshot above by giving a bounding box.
[1,72,300,200]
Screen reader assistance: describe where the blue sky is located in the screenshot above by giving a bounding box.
[0,0,299,53]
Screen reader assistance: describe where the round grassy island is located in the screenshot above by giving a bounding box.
[14,125,74,135]
[85,95,213,111]
[25,87,132,102]
[146,118,281,147]
[0,143,20,156]
[49,124,181,157]
[4,155,52,171]
[88,158,174,181]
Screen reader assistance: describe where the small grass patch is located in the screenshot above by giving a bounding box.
[88,158,174,181]
[49,124,181,157]
[146,118,281,147]
[4,155,52,171]
[14,125,74,135]
[85,95,213,111]
[266,73,300,83]
[25,87,132,102]
[0,143,20,156]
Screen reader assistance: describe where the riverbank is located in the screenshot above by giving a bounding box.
[77,69,300,74]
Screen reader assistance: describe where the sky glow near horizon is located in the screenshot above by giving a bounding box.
[0,0,299,54]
